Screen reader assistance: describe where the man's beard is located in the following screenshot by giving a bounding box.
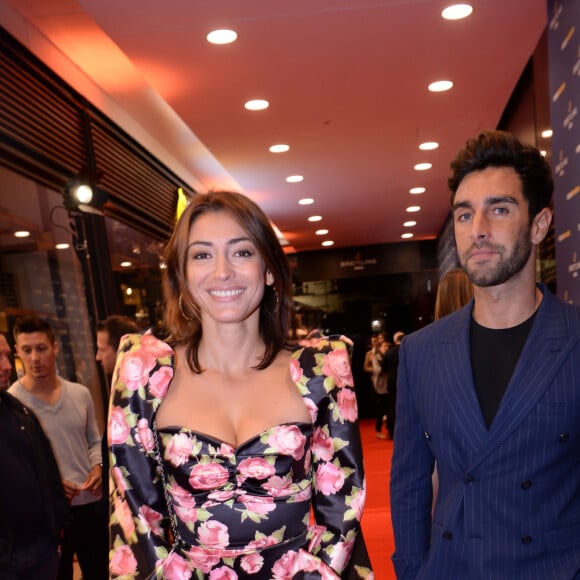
[460,229,533,288]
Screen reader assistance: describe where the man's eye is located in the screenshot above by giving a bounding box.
[493,207,509,215]
[456,213,471,222]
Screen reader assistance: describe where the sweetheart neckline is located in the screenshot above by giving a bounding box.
[154,420,313,451]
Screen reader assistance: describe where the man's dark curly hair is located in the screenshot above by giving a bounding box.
[448,130,553,223]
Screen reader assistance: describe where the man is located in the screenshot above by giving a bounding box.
[381,330,404,440]
[0,333,69,579]
[95,314,139,376]
[8,317,107,580]
[390,130,580,579]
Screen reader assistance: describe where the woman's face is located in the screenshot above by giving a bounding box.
[185,210,273,326]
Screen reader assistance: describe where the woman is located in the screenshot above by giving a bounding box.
[108,191,369,579]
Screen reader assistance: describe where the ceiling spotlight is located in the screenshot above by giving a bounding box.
[120,261,132,268]
[244,99,269,111]
[63,168,106,214]
[414,163,432,171]
[55,243,70,250]
[206,29,238,45]
[419,141,439,150]
[403,220,417,227]
[298,198,314,205]
[441,4,473,20]
[308,215,322,222]
[410,187,426,194]
[401,232,414,239]
[14,230,30,238]
[315,229,329,235]
[286,175,304,183]
[541,129,553,138]
[428,80,454,92]
[406,205,421,213]
[322,240,334,247]
[269,144,290,153]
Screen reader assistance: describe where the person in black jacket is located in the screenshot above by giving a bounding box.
[381,331,404,439]
[0,333,69,579]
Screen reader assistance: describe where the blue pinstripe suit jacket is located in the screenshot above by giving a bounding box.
[390,285,580,579]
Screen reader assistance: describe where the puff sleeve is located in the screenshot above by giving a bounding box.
[108,331,176,578]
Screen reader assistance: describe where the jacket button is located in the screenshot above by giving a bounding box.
[463,474,474,485]
[424,432,432,441]
[442,531,453,540]
[520,480,532,490]
[559,433,569,443]
[521,536,532,545]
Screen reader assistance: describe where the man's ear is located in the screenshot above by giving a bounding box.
[531,207,552,245]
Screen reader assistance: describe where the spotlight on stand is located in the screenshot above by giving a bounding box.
[64,169,106,214]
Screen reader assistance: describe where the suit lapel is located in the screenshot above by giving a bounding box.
[467,288,577,469]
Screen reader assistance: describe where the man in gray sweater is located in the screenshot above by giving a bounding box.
[9,317,107,580]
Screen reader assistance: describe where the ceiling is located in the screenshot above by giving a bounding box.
[2,0,548,253]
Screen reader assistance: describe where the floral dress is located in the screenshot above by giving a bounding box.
[108,330,370,579]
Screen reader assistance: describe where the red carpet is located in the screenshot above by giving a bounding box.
[359,418,396,579]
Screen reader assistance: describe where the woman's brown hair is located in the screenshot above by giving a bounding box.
[162,191,296,372]
[434,268,474,320]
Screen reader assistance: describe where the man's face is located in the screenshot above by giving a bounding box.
[453,166,535,288]
[96,330,116,375]
[0,335,12,389]
[15,332,58,380]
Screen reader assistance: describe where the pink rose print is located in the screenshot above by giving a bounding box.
[351,486,366,521]
[237,457,276,480]
[207,490,235,502]
[165,433,193,466]
[247,534,279,550]
[209,566,238,579]
[303,397,318,423]
[330,538,355,573]
[110,544,137,576]
[185,546,221,574]
[294,483,313,502]
[315,462,346,495]
[239,493,276,515]
[198,520,230,549]
[118,349,157,391]
[267,425,306,460]
[241,552,264,574]
[295,549,319,572]
[289,358,303,383]
[108,406,130,445]
[272,550,299,578]
[158,551,190,580]
[312,426,334,462]
[149,366,173,398]
[337,388,358,422]
[138,504,163,536]
[111,466,127,495]
[169,481,197,524]
[322,349,353,388]
[262,473,293,498]
[113,494,135,539]
[140,331,174,357]
[189,462,230,490]
[135,418,155,452]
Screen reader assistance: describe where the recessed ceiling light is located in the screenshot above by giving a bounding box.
[403,220,417,227]
[409,187,426,194]
[244,99,269,111]
[14,230,30,238]
[286,175,303,183]
[419,141,439,150]
[428,80,454,92]
[322,240,334,247]
[414,163,432,171]
[401,232,414,239]
[540,150,547,157]
[315,229,329,235]
[298,198,314,205]
[206,29,238,44]
[441,4,473,20]
[308,215,322,222]
[406,206,421,213]
[120,261,132,268]
[541,129,553,138]
[55,243,70,250]
[269,144,290,153]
